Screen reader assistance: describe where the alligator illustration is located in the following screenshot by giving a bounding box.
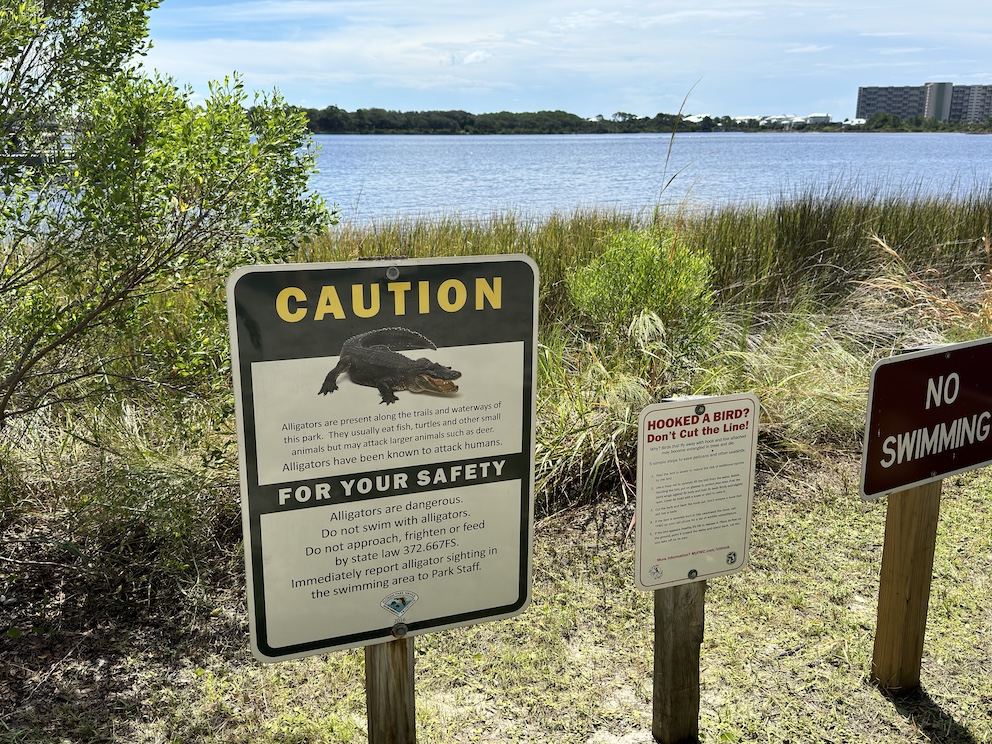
[318,327,461,405]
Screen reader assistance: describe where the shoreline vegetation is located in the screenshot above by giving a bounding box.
[3,192,992,742]
[299,106,992,135]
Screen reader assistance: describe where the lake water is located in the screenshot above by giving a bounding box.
[310,132,992,224]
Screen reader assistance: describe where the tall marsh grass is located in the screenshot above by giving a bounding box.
[299,191,992,508]
[865,234,992,341]
[692,186,992,308]
[6,191,992,580]
[300,209,643,322]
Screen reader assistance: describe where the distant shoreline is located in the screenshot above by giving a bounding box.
[309,129,992,136]
[301,106,992,136]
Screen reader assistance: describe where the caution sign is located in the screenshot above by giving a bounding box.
[227,256,538,661]
[861,337,992,500]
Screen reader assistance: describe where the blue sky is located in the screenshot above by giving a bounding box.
[144,1,992,120]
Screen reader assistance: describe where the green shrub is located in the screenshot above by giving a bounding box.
[566,227,714,358]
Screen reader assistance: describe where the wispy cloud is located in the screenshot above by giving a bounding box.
[877,47,927,55]
[785,44,832,53]
[461,51,494,65]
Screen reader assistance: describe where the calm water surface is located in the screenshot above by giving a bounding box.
[311,132,992,224]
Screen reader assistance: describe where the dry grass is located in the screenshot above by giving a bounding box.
[863,234,992,341]
[5,459,990,743]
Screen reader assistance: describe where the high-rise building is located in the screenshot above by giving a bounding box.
[856,86,926,120]
[923,82,954,120]
[951,85,992,123]
[857,82,992,122]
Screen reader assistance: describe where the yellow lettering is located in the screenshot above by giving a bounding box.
[475,276,501,310]
[276,287,308,322]
[352,284,380,318]
[418,281,430,314]
[387,282,412,316]
[314,286,345,320]
[277,275,504,322]
[437,279,467,312]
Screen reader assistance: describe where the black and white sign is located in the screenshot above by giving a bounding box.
[227,256,538,661]
[861,337,992,500]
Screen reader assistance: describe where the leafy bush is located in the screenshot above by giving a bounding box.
[567,227,715,359]
[527,229,717,510]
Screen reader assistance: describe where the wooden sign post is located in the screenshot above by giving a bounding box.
[861,338,992,693]
[871,481,942,693]
[636,394,760,743]
[653,582,706,744]
[366,637,417,744]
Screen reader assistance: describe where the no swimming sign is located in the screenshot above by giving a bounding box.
[861,337,992,500]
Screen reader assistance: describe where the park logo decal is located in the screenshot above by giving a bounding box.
[381,591,419,618]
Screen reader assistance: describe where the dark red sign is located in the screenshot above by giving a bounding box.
[861,338,992,500]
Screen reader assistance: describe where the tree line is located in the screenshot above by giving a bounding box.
[302,107,701,135]
[300,106,992,135]
[861,112,992,132]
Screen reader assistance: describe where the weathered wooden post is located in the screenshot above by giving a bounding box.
[861,339,992,694]
[366,636,417,744]
[653,582,706,744]
[636,394,760,744]
[870,480,942,692]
